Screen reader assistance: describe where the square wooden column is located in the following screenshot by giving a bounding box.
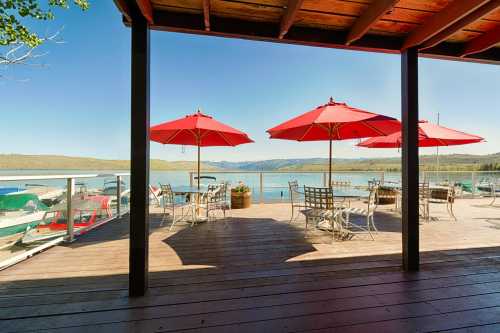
[129,5,150,297]
[401,47,419,271]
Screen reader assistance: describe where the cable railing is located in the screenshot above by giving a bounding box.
[188,170,500,203]
[0,173,130,269]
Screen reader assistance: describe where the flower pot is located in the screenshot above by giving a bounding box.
[376,186,397,205]
[231,190,252,209]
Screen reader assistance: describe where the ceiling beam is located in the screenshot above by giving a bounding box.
[279,0,304,39]
[402,0,491,50]
[461,24,500,57]
[145,10,500,64]
[136,0,154,24]
[203,0,211,31]
[420,0,500,50]
[346,0,399,46]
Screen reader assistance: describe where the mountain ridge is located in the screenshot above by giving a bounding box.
[0,153,499,171]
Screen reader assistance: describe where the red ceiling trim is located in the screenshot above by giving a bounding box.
[136,0,154,24]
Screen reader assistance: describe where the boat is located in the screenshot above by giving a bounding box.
[0,193,48,248]
[476,183,500,194]
[21,195,112,244]
[22,184,65,206]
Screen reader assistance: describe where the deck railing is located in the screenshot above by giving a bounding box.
[188,170,500,203]
[0,173,130,269]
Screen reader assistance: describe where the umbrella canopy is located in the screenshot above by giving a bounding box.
[267,97,401,186]
[357,120,484,148]
[151,111,253,188]
[151,111,253,147]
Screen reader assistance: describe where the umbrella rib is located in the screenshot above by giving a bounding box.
[163,129,184,144]
[298,124,316,141]
[217,131,236,146]
[316,123,334,139]
[362,120,389,137]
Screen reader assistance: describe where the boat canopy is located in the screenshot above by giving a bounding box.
[0,193,48,212]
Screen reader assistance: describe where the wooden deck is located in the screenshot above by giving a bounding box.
[1,198,500,332]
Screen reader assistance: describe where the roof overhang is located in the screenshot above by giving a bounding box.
[115,0,500,65]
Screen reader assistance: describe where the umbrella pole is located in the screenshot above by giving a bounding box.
[329,138,332,188]
[197,145,201,190]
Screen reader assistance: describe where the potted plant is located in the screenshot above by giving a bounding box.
[231,182,252,209]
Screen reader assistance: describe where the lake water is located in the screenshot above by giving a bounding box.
[1,169,498,202]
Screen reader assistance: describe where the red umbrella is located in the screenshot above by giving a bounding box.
[267,97,401,186]
[357,120,484,148]
[151,110,253,188]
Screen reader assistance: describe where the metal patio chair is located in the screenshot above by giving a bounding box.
[301,186,345,243]
[419,182,431,222]
[199,183,230,222]
[343,187,378,240]
[288,180,306,223]
[159,184,195,231]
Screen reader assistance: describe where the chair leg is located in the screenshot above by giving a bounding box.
[290,204,294,223]
[370,214,378,232]
[331,218,335,244]
[169,207,177,232]
[366,216,374,240]
[304,216,308,238]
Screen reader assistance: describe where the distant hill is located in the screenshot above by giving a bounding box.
[0,154,220,171]
[0,153,499,171]
[207,153,500,172]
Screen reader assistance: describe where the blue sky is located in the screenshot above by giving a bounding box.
[1,1,499,162]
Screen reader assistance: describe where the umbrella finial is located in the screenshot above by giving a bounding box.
[329,97,334,104]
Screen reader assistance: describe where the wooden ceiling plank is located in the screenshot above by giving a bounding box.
[461,24,500,56]
[203,0,211,31]
[279,0,305,39]
[137,0,154,23]
[346,0,399,45]
[420,0,500,49]
[401,0,491,50]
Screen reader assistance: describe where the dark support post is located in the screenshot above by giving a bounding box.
[129,3,150,297]
[401,47,419,271]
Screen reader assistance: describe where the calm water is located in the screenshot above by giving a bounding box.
[1,169,498,202]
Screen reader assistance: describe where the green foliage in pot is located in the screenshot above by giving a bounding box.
[232,182,251,193]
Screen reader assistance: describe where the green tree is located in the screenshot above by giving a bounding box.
[1,0,89,75]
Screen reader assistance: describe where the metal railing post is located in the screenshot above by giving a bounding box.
[259,172,264,203]
[116,175,122,218]
[323,172,327,187]
[66,178,74,242]
[189,172,193,187]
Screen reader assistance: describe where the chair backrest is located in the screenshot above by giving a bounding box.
[159,184,174,204]
[419,182,430,200]
[304,186,333,210]
[289,180,300,202]
[368,179,381,191]
[447,185,455,203]
[367,187,378,214]
[207,183,226,203]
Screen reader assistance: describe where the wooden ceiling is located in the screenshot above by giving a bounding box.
[115,0,500,64]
